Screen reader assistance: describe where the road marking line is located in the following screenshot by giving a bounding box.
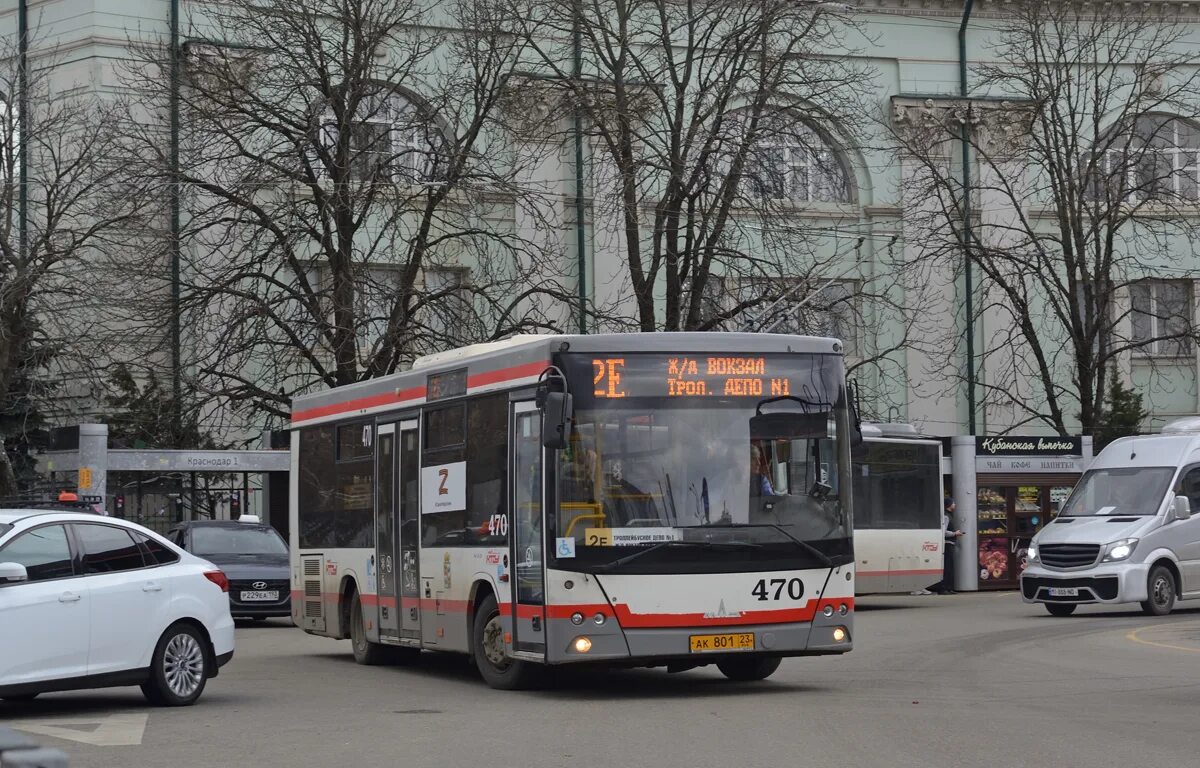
[14,713,149,746]
[1126,624,1200,654]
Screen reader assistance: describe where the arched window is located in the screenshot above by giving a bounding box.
[318,87,445,182]
[1099,115,1200,203]
[745,122,851,204]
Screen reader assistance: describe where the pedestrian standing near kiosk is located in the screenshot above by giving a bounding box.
[935,497,964,594]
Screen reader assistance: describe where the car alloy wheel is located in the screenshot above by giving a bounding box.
[163,632,206,698]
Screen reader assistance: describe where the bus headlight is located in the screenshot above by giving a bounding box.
[822,605,835,617]
[593,613,607,625]
[832,627,847,643]
[838,603,849,616]
[1102,538,1138,562]
[573,636,593,653]
[570,612,585,625]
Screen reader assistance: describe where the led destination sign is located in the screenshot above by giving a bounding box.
[569,354,804,401]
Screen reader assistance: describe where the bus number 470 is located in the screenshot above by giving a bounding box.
[751,578,803,601]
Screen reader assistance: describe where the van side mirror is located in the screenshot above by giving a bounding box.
[542,391,573,449]
[0,562,28,584]
[1174,495,1192,521]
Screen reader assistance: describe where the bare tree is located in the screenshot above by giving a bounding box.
[516,0,877,333]
[118,0,575,429]
[0,33,141,494]
[894,0,1200,435]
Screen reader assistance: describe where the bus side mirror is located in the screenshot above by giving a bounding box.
[1174,495,1192,521]
[542,391,573,449]
[846,381,864,448]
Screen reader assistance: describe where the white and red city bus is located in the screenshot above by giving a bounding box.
[852,424,944,594]
[289,332,856,688]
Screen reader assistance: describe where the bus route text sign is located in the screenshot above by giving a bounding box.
[579,355,800,400]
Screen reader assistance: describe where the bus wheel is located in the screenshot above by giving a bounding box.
[717,656,781,682]
[350,593,388,665]
[1141,565,1177,617]
[1044,603,1076,617]
[473,594,538,690]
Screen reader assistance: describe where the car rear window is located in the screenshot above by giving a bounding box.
[136,532,181,565]
[76,524,147,573]
[190,526,288,557]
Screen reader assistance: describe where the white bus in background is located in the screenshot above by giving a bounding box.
[852,423,944,594]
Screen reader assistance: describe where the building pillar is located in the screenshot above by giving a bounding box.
[951,435,978,591]
[77,423,109,509]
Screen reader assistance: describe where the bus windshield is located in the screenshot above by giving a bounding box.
[554,352,851,573]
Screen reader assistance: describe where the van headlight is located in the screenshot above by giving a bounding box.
[1026,543,1039,563]
[1101,538,1138,563]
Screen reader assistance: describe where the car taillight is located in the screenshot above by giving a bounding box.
[204,570,229,593]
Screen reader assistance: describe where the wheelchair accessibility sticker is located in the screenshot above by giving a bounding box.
[556,537,576,558]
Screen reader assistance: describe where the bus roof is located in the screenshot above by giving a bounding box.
[291,331,843,428]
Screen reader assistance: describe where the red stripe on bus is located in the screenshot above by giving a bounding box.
[467,361,548,388]
[498,604,548,619]
[290,360,549,424]
[611,602,817,628]
[294,594,851,627]
[291,385,425,424]
[359,594,399,609]
[546,604,613,620]
[292,591,457,612]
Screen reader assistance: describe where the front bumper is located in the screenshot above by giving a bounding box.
[544,614,853,665]
[1020,561,1150,604]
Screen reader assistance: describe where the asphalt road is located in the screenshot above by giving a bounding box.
[3,592,1199,768]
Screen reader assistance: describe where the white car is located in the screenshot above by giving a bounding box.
[0,508,235,706]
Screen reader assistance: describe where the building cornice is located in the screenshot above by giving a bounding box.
[856,0,1200,19]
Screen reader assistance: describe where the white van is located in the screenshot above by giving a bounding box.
[1021,418,1200,617]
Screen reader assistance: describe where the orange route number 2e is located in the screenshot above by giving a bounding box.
[593,358,626,398]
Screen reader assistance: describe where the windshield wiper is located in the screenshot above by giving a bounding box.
[591,540,763,572]
[694,523,833,568]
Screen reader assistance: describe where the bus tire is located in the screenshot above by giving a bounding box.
[1044,603,1076,617]
[717,656,782,682]
[473,594,538,690]
[1141,564,1177,617]
[350,593,389,665]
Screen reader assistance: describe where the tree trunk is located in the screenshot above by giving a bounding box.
[0,438,16,497]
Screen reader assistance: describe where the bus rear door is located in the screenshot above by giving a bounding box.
[375,423,399,640]
[398,421,422,642]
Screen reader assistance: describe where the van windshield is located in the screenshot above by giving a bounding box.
[1058,467,1174,517]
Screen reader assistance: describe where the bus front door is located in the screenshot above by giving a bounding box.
[398,421,422,643]
[509,402,546,656]
[375,423,400,640]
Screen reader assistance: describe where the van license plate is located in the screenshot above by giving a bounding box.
[241,590,279,601]
[1048,588,1079,597]
[689,633,754,652]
